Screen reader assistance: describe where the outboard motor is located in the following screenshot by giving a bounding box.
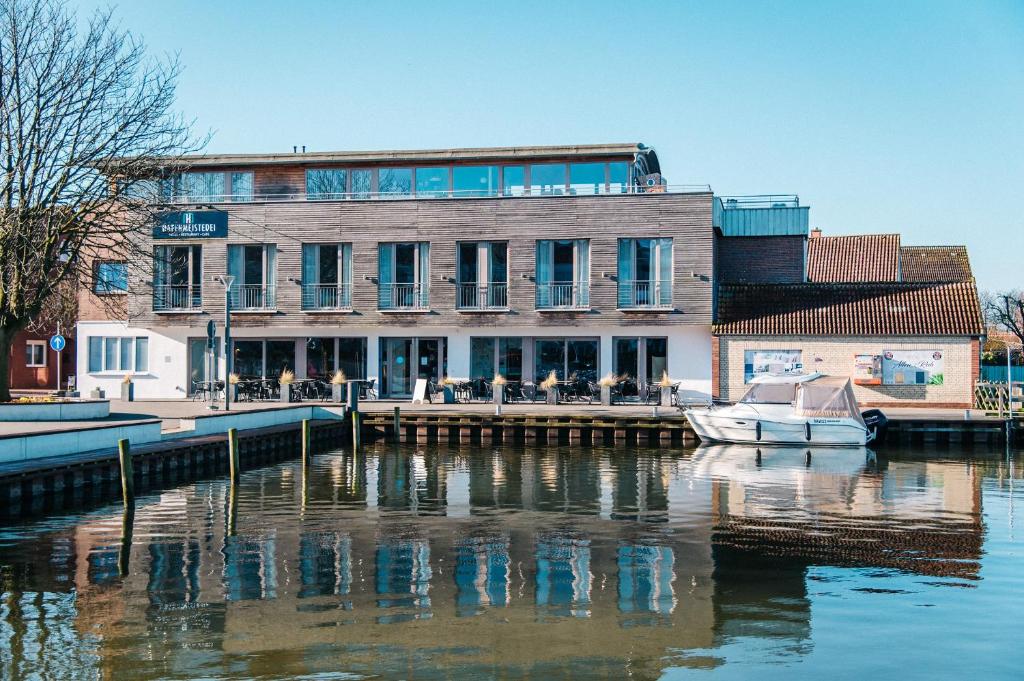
[862,409,889,445]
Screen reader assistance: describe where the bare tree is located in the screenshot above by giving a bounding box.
[983,290,1024,349]
[0,0,202,399]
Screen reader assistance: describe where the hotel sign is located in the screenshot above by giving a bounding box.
[154,210,228,239]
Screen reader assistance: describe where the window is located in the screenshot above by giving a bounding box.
[414,167,450,197]
[351,169,372,198]
[743,350,803,383]
[502,166,525,197]
[378,168,412,197]
[306,169,347,200]
[26,341,46,367]
[613,337,668,385]
[302,243,353,309]
[227,244,277,309]
[153,245,202,310]
[536,239,590,308]
[609,162,629,194]
[161,172,226,202]
[231,339,297,379]
[453,165,499,197]
[86,336,148,373]
[569,163,606,195]
[95,261,128,294]
[617,239,672,308]
[534,338,599,382]
[457,242,508,309]
[378,242,429,309]
[230,172,254,201]
[530,163,566,195]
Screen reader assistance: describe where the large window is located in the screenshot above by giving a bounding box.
[530,164,566,195]
[351,169,372,198]
[378,242,429,309]
[609,162,629,193]
[613,337,668,386]
[457,242,508,309]
[415,167,450,198]
[231,339,296,379]
[453,165,499,197]
[470,337,523,381]
[305,337,367,379]
[378,168,412,197]
[26,341,46,367]
[94,261,128,294]
[306,169,347,199]
[153,245,202,310]
[227,244,277,310]
[231,172,254,201]
[87,336,148,373]
[617,238,672,308]
[502,166,525,197]
[536,239,590,309]
[568,162,606,195]
[534,338,599,382]
[302,243,352,310]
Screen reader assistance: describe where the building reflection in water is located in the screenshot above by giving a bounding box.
[298,532,352,600]
[453,536,511,616]
[535,534,592,618]
[617,544,676,621]
[223,535,277,601]
[375,537,432,623]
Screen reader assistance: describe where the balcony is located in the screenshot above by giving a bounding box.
[230,284,276,311]
[457,282,508,310]
[617,280,672,310]
[379,283,429,311]
[153,284,202,312]
[536,281,590,310]
[302,283,352,311]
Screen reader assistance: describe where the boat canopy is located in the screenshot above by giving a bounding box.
[794,376,865,426]
[740,372,822,404]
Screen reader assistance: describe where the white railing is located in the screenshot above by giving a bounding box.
[153,284,202,311]
[536,281,590,309]
[457,282,508,310]
[302,283,352,310]
[617,280,672,309]
[379,283,429,310]
[230,284,276,310]
[154,184,713,205]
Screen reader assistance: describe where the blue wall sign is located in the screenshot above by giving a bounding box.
[49,334,65,352]
[154,210,228,239]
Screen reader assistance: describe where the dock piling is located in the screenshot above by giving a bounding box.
[228,427,240,485]
[393,406,401,443]
[301,419,311,463]
[117,438,134,506]
[352,409,362,449]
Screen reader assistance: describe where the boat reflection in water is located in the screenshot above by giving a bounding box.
[0,441,1006,680]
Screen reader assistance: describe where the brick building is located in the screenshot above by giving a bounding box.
[712,232,984,408]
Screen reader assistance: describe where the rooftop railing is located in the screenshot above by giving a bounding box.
[152,184,713,205]
[719,194,800,209]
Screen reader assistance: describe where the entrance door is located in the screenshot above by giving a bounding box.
[187,338,220,395]
[381,337,445,397]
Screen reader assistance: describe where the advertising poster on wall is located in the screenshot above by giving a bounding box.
[744,349,803,383]
[853,354,882,385]
[882,350,944,385]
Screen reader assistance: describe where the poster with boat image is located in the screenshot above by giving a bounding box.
[882,349,944,385]
[743,349,803,382]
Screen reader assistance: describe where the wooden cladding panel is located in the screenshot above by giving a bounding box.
[130,193,714,329]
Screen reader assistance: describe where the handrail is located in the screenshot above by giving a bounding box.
[230,284,276,310]
[617,280,672,308]
[153,284,202,311]
[379,282,429,310]
[301,283,352,310]
[456,282,508,309]
[536,281,590,309]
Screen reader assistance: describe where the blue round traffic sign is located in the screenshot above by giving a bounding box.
[49,334,65,352]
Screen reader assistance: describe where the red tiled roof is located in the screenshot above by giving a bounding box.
[806,234,901,282]
[900,246,972,282]
[714,282,984,336]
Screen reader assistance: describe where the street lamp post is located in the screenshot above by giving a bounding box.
[214,275,236,411]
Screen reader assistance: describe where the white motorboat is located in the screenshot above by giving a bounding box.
[684,373,887,447]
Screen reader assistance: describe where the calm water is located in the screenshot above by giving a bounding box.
[1,442,1022,680]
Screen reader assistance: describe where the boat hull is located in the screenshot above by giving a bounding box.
[685,410,869,446]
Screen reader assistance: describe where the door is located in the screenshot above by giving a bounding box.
[382,338,414,397]
[187,338,220,394]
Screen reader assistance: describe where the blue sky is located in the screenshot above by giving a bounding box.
[80,0,1023,290]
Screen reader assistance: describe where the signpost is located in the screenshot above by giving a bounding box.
[49,326,65,393]
[206,320,217,410]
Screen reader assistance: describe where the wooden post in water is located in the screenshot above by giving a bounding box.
[227,484,238,536]
[393,406,401,443]
[228,428,240,486]
[352,409,362,449]
[117,439,134,506]
[301,419,312,463]
[118,505,135,577]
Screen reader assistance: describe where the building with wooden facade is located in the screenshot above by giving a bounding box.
[77,143,721,399]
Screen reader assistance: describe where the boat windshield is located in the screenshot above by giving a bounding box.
[795,377,865,426]
[739,382,797,405]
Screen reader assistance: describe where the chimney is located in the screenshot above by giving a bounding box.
[810,228,822,239]
[302,145,306,153]
[292,146,297,153]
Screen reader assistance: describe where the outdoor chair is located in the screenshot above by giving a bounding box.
[191,380,209,401]
[523,381,545,403]
[359,379,377,401]
[585,381,601,404]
